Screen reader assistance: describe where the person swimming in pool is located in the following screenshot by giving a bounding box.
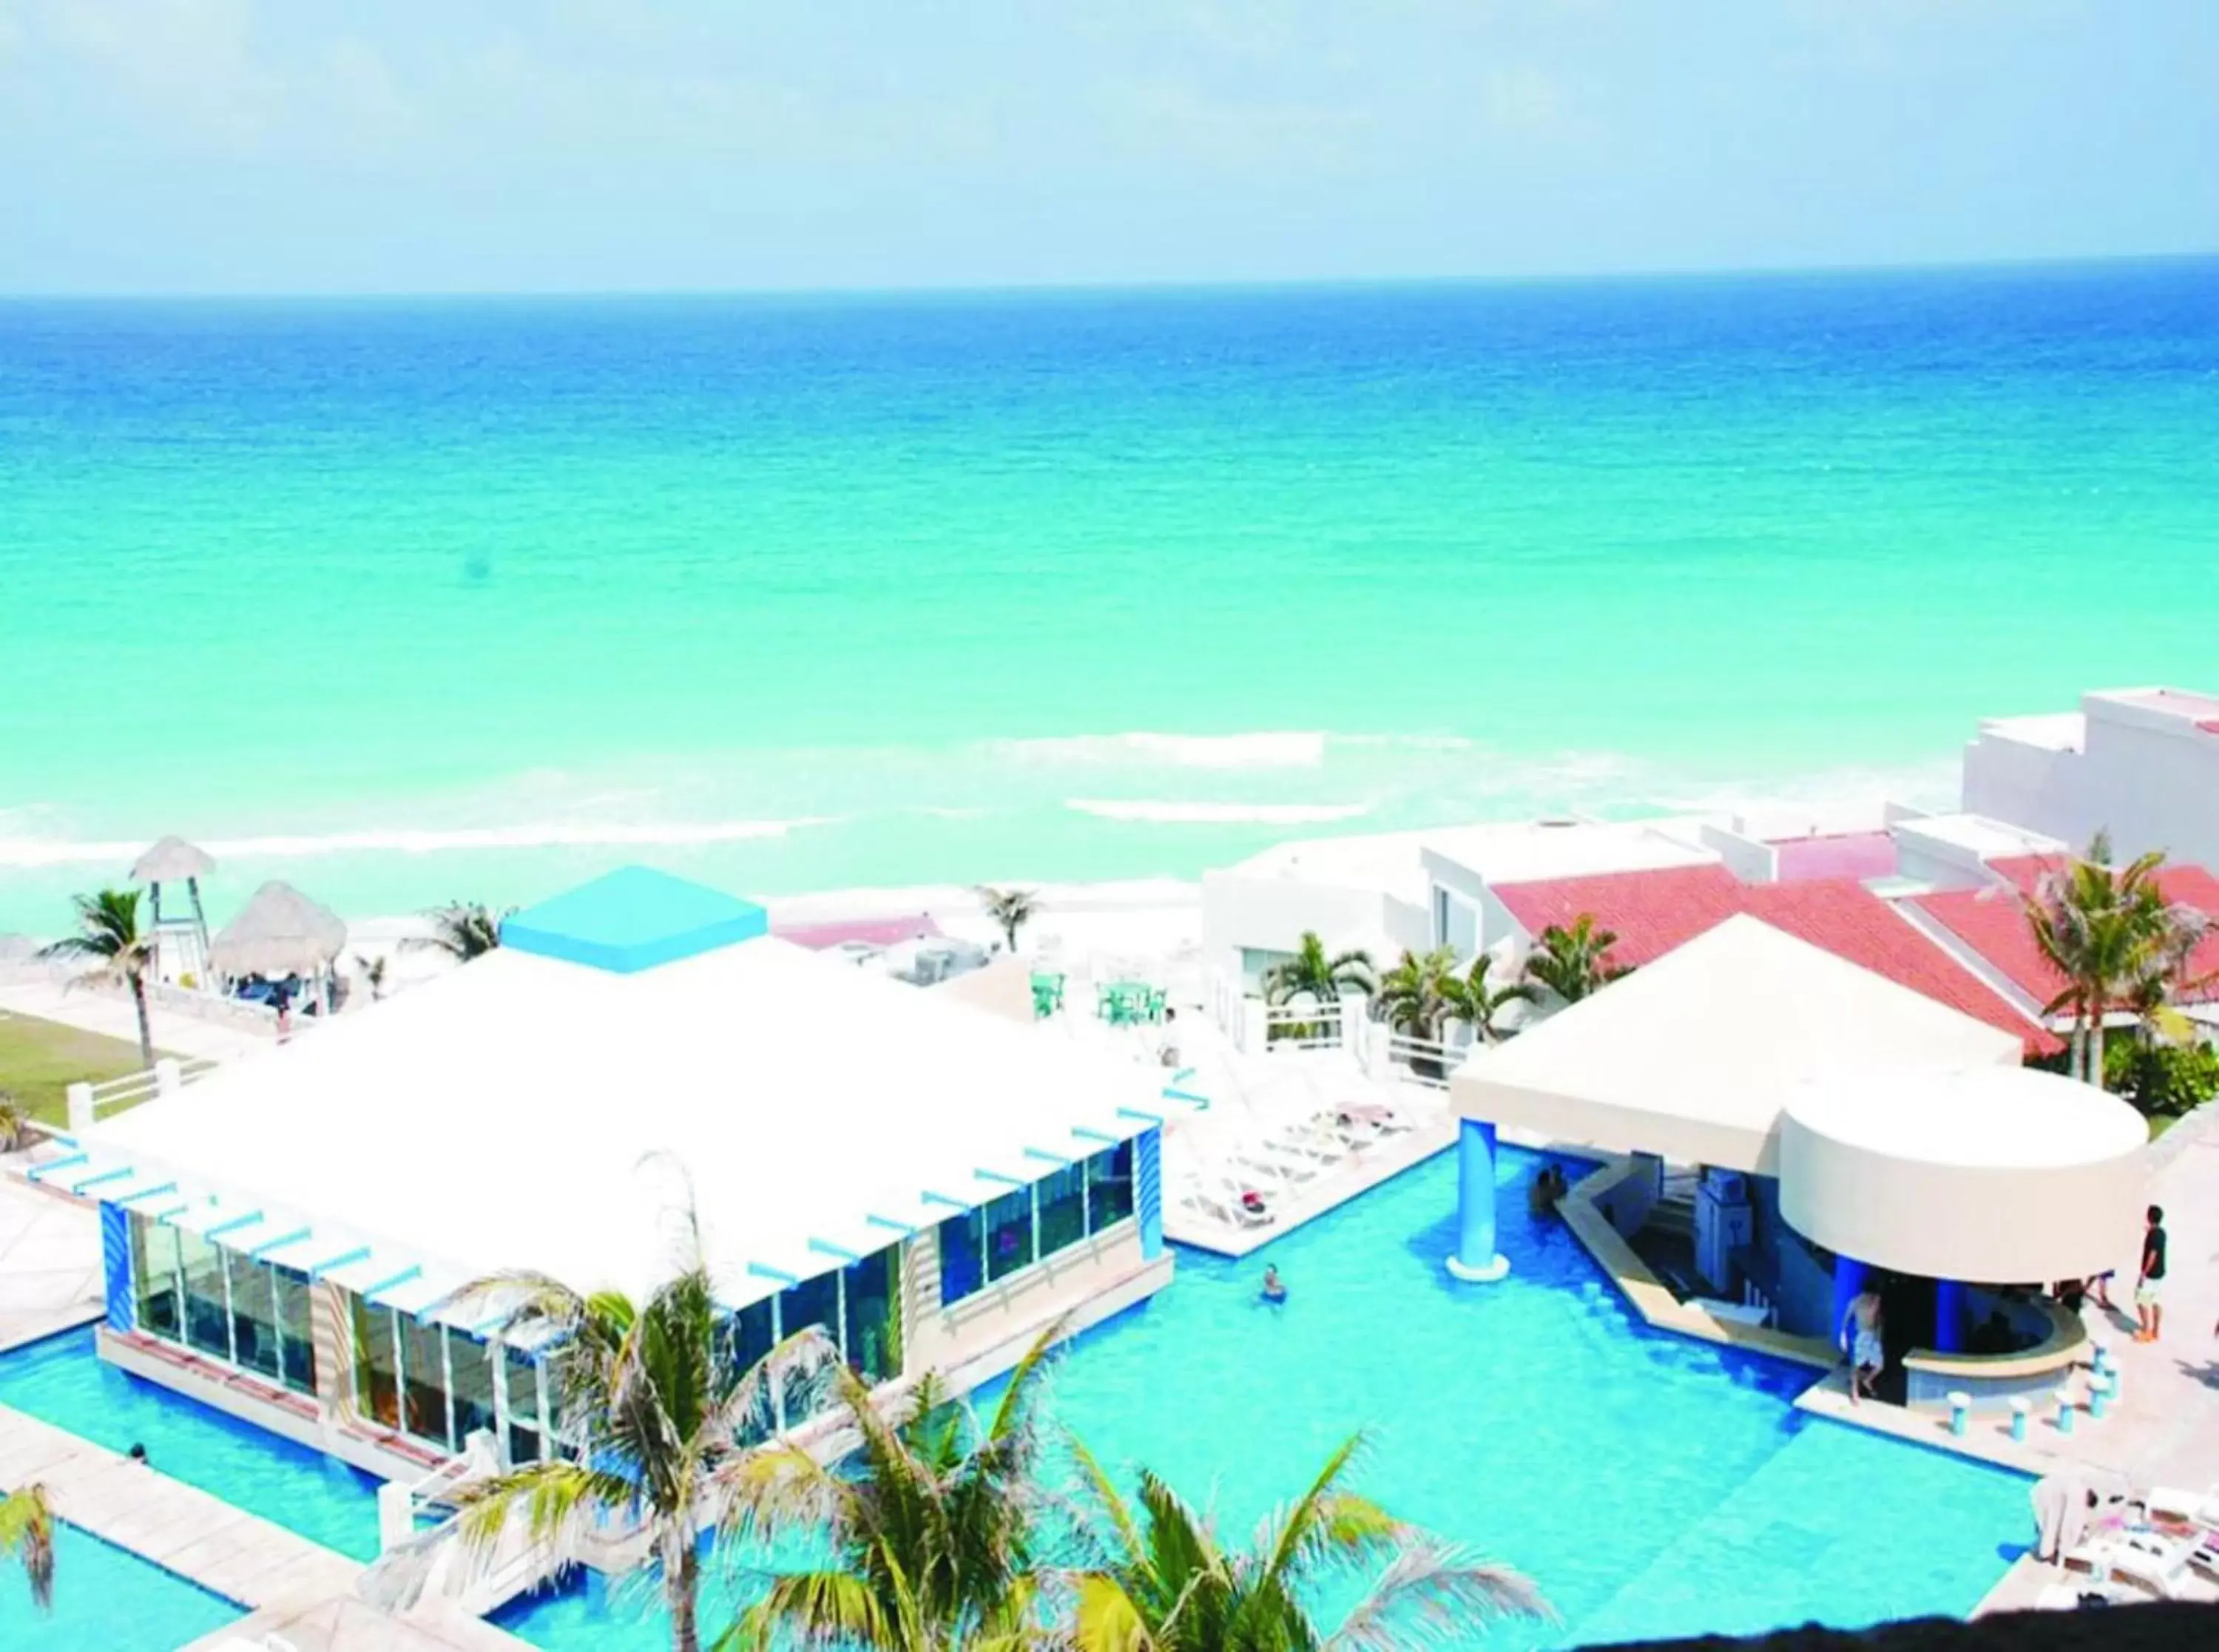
[1261,1265,1287,1304]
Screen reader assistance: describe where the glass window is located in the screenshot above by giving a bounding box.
[1036,1165,1087,1256]
[937,1210,984,1307]
[130,1213,181,1340]
[777,1271,841,1421]
[178,1228,232,1360]
[501,1346,542,1466]
[984,1188,1035,1283]
[400,1314,452,1449]
[355,1301,401,1429]
[225,1250,282,1380]
[842,1248,899,1382]
[273,1266,317,1395]
[448,1332,496,1447]
[1086,1142,1135,1233]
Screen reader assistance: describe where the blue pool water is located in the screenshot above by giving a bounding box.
[0,1329,382,1561]
[0,1521,239,1651]
[500,1148,2032,1650]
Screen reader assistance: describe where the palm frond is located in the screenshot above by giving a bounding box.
[1324,1538,1549,1652]
[736,1569,898,1652]
[1070,1572,1156,1652]
[0,1483,55,1613]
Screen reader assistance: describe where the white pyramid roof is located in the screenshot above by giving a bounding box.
[1450,914,2022,1173]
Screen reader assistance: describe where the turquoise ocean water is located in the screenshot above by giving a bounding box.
[3,260,2215,932]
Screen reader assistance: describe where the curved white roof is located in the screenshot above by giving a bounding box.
[1786,1066,2146,1171]
[1780,1066,2147,1283]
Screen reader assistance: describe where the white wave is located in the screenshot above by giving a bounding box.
[992,731,1329,768]
[1064,799,1374,825]
[0,816,840,868]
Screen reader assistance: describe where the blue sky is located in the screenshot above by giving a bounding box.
[3,0,2214,294]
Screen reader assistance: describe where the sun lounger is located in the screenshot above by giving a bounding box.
[2146,1483,2219,1529]
[2066,1529,2195,1598]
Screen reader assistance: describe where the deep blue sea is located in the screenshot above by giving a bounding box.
[3,260,2215,930]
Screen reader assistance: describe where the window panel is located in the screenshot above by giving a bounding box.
[448,1332,496,1447]
[178,1228,232,1360]
[399,1313,452,1449]
[777,1272,840,1421]
[1036,1165,1087,1256]
[984,1188,1035,1282]
[1086,1142,1135,1233]
[354,1301,401,1429]
[273,1266,317,1395]
[225,1250,282,1379]
[501,1346,543,1466]
[129,1213,181,1340]
[842,1248,899,1382]
[936,1210,984,1307]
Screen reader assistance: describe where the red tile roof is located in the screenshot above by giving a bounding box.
[1911,860,2219,1009]
[774,915,940,950]
[1494,867,2058,1054]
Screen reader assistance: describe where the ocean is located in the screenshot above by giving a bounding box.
[3,260,2215,934]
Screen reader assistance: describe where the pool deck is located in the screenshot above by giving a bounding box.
[0,1401,362,1611]
[0,1167,104,1352]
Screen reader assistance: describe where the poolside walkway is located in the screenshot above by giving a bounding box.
[0,1168,102,1352]
[181,1594,530,1652]
[0,1403,361,1612]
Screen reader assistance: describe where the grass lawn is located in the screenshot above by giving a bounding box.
[0,1010,163,1127]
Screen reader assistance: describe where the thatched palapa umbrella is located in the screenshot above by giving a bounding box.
[210,881,348,1012]
[130,836,217,984]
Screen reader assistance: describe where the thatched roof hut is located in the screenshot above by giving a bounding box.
[209,881,347,980]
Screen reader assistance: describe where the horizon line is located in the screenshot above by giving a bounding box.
[3,247,2214,305]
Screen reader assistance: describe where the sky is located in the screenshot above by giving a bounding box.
[1,0,2215,295]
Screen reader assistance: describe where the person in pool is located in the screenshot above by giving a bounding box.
[1261,1265,1286,1304]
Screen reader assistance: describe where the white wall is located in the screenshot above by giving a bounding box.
[1200,870,1426,984]
[1698,822,1778,884]
[1965,697,2219,870]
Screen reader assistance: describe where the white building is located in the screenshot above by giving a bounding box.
[49,866,1175,1492]
[1963,686,2219,868]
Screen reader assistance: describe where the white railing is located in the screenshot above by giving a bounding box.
[1383,1031,1460,1089]
[1260,999,1345,1054]
[67,1056,219,1131]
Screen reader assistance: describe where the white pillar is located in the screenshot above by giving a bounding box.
[153,1058,183,1098]
[377,1480,415,1553]
[1240,996,1267,1055]
[66,1082,95,1134]
[1339,992,1368,1063]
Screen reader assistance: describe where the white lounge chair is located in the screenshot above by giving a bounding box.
[2066,1529,2195,1599]
[2147,1483,2219,1529]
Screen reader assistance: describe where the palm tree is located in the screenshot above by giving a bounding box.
[1371,948,1463,1080]
[38,888,158,1067]
[1,1483,55,1613]
[1520,915,1624,1006]
[2025,833,2171,1087]
[0,1090,30,1154]
[1442,952,1537,1046]
[978,887,1039,955]
[1261,932,1376,1006]
[720,1327,1064,1652]
[405,901,510,964]
[384,1226,836,1652]
[1067,1432,1544,1652]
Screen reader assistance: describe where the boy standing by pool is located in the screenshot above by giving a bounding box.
[2135,1205,2167,1342]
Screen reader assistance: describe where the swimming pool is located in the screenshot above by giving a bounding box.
[0,1520,240,1652]
[499,1146,2031,1650]
[0,1328,382,1561]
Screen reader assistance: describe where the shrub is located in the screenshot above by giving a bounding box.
[2104,1039,2219,1117]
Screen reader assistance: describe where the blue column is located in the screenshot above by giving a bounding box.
[1135,1128,1164,1260]
[1934,1278,1966,1354]
[1829,1254,1868,1350]
[1446,1119,1508,1282]
[98,1202,134,1333]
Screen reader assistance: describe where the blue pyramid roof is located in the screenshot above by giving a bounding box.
[501,866,768,974]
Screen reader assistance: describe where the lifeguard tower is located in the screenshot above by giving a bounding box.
[129,836,216,986]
